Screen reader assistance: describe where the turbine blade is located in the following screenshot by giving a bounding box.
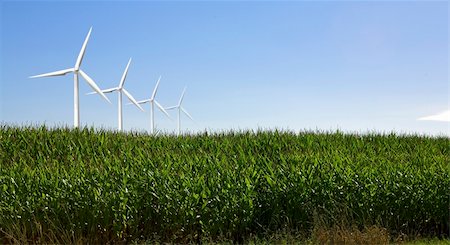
[75,27,92,70]
[29,68,74,78]
[178,86,187,106]
[154,100,171,119]
[135,99,151,105]
[119,58,132,88]
[78,70,111,104]
[122,88,144,111]
[86,87,118,95]
[165,106,178,110]
[181,106,194,121]
[151,75,162,100]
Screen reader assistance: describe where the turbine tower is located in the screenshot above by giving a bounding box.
[29,27,110,127]
[87,58,144,131]
[166,87,194,135]
[135,76,170,134]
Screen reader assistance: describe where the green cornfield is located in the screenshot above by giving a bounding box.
[0,125,449,243]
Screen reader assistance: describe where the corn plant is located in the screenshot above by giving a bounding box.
[0,125,448,243]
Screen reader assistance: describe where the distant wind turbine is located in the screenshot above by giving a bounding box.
[135,76,171,134]
[29,27,111,128]
[87,58,144,131]
[166,87,194,135]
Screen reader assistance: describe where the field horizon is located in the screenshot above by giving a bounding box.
[2,122,449,138]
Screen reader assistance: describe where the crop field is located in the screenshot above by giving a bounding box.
[0,125,449,243]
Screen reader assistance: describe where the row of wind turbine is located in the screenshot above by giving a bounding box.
[30,27,194,134]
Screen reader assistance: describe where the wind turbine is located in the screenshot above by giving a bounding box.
[135,76,171,134]
[29,27,110,128]
[166,87,194,135]
[87,58,144,131]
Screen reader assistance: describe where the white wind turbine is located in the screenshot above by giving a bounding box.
[166,87,194,135]
[135,76,171,134]
[87,58,144,131]
[29,27,110,128]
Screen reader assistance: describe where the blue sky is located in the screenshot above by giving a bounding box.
[1,1,448,135]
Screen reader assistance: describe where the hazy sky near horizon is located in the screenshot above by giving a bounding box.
[1,1,448,135]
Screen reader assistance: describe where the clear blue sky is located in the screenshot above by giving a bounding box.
[1,1,448,135]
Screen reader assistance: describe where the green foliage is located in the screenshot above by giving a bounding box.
[0,125,448,243]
